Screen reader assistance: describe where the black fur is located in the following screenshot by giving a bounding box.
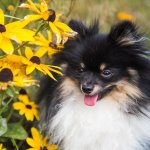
[38,20,150,149]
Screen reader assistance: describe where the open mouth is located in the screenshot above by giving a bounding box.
[83,85,114,106]
[84,93,101,106]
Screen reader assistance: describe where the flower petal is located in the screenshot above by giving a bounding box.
[19,109,26,115]
[0,33,2,44]
[40,65,56,80]
[39,1,48,12]
[31,127,43,145]
[13,102,25,110]
[55,21,77,37]
[26,65,36,75]
[20,0,41,14]
[26,148,37,150]
[49,22,61,44]
[35,47,47,57]
[25,47,33,59]
[0,9,4,25]
[32,33,49,46]
[0,37,14,54]
[25,111,34,121]
[4,29,35,43]
[5,20,30,30]
[24,14,42,22]
[48,31,52,41]
[26,138,38,148]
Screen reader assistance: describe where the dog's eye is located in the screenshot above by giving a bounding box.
[101,69,113,79]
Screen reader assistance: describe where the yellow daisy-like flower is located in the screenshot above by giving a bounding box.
[22,47,62,80]
[26,127,58,150]
[0,54,24,73]
[13,95,39,121]
[0,9,35,54]
[117,11,135,21]
[0,67,19,90]
[20,0,77,44]
[32,31,63,57]
[0,144,6,150]
[0,66,37,90]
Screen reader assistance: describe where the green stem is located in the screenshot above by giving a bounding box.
[0,97,13,116]
[0,91,4,104]
[66,0,76,17]
[11,139,19,150]
[4,15,22,20]
[6,109,14,122]
[9,0,20,23]
[34,22,46,36]
[15,41,29,51]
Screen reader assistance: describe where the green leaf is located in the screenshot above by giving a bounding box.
[2,123,28,140]
[0,118,7,136]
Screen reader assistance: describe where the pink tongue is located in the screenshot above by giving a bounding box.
[84,94,98,106]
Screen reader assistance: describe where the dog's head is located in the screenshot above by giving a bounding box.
[55,20,150,114]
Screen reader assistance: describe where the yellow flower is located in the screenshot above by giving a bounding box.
[32,31,63,57]
[0,67,18,90]
[20,0,77,44]
[7,5,14,11]
[22,47,62,80]
[13,95,39,121]
[117,11,135,21]
[0,55,38,88]
[13,74,38,87]
[0,65,37,90]
[0,144,6,150]
[26,127,58,150]
[0,9,35,54]
[0,54,24,72]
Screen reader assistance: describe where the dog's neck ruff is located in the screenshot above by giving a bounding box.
[47,79,150,150]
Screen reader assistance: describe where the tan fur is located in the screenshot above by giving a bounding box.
[106,79,142,103]
[61,78,79,97]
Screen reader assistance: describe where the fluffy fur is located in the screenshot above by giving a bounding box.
[38,20,150,150]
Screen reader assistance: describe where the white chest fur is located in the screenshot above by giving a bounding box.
[48,80,150,150]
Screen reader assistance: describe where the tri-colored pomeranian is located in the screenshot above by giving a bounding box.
[38,20,150,150]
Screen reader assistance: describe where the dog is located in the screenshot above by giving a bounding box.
[38,20,150,150]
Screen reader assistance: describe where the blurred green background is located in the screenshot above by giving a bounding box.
[0,0,150,44]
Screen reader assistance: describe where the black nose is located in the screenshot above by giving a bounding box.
[81,84,94,94]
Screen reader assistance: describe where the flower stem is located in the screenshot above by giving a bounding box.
[9,0,20,23]
[15,41,29,51]
[0,97,13,116]
[11,139,19,150]
[4,15,22,20]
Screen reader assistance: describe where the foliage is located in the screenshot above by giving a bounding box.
[0,0,149,149]
[0,0,76,149]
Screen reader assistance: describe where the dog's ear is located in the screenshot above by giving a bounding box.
[108,21,143,46]
[68,19,99,39]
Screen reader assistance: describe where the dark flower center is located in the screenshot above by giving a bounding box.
[0,68,13,82]
[19,89,27,95]
[0,24,6,33]
[47,9,56,22]
[40,146,48,150]
[26,104,32,109]
[49,42,57,49]
[30,56,41,64]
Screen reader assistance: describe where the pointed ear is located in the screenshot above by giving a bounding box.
[108,21,143,46]
[68,19,99,39]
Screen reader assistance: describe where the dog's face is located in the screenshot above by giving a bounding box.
[55,20,149,113]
